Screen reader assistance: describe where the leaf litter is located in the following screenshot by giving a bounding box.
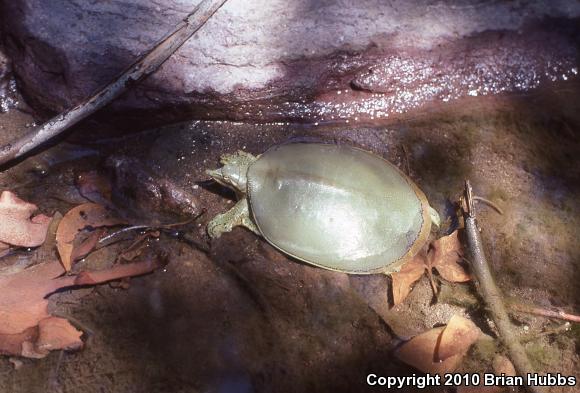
[390,230,471,306]
[0,255,166,358]
[0,194,167,359]
[56,203,126,271]
[394,315,482,374]
[0,190,52,249]
[391,231,518,388]
[0,190,518,377]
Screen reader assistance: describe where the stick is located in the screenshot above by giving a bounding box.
[473,196,504,215]
[461,180,547,393]
[0,0,228,167]
[509,302,580,323]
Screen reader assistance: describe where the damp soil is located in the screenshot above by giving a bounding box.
[0,60,579,393]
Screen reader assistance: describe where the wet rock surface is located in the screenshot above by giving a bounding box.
[104,155,202,225]
[1,1,580,127]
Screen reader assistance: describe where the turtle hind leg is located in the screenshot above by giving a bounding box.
[207,198,260,238]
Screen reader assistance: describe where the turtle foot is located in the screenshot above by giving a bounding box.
[207,198,259,238]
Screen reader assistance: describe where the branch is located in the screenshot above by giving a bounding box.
[509,302,580,323]
[461,180,547,393]
[0,0,228,167]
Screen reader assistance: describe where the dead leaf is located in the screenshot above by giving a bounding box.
[69,257,166,286]
[436,314,481,361]
[36,211,63,261]
[389,230,471,305]
[395,315,481,375]
[56,203,125,271]
[20,337,46,359]
[0,261,66,335]
[69,228,106,263]
[0,326,36,357]
[0,253,165,358]
[16,317,84,359]
[394,326,462,374]
[390,254,426,306]
[36,317,83,353]
[0,191,52,248]
[430,231,471,282]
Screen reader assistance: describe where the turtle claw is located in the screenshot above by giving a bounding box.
[429,206,441,229]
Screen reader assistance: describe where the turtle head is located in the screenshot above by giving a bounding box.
[206,150,258,193]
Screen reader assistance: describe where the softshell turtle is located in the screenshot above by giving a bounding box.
[206,143,440,274]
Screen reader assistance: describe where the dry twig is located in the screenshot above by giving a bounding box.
[509,302,580,324]
[0,0,228,167]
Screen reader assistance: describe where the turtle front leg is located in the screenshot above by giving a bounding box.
[207,198,260,238]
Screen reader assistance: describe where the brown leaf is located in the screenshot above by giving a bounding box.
[21,340,46,359]
[69,228,106,263]
[36,317,83,353]
[0,254,164,358]
[69,257,166,286]
[388,231,470,303]
[395,315,480,375]
[36,211,63,261]
[436,315,481,361]
[0,326,37,357]
[56,203,125,271]
[17,317,84,359]
[0,191,52,247]
[394,326,463,374]
[390,254,427,306]
[0,261,65,335]
[430,231,471,282]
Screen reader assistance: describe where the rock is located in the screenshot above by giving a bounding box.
[1,0,580,127]
[0,47,18,113]
[105,155,201,225]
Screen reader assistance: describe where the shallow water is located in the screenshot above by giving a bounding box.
[0,44,579,393]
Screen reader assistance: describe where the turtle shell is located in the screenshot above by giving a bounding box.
[246,143,432,274]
